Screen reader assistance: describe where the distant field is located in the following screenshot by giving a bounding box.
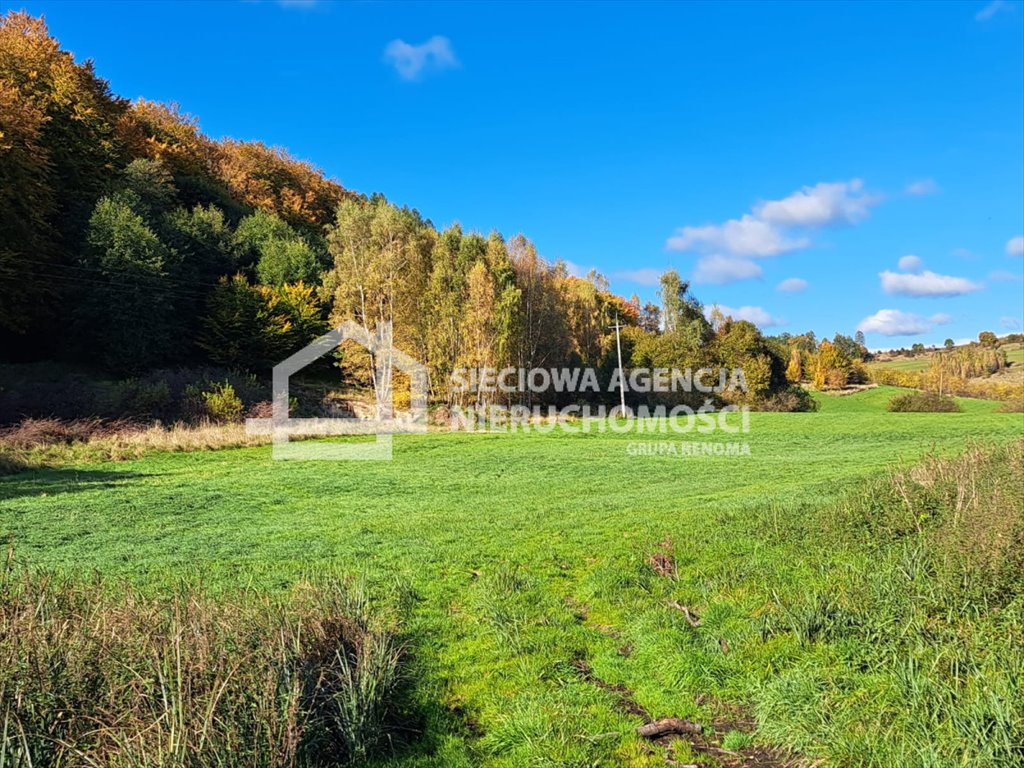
[870,341,1024,374]
[867,356,931,372]
[1,387,1021,767]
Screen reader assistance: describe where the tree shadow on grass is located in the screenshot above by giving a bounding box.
[0,467,143,502]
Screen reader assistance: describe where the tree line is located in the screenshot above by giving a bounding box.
[1,12,810,411]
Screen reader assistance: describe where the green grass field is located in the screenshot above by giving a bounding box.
[866,356,932,373]
[2,387,1022,767]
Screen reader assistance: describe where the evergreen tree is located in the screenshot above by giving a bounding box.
[81,195,178,370]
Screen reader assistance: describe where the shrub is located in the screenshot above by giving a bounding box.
[0,561,411,766]
[847,360,868,384]
[246,399,274,419]
[107,378,172,419]
[758,385,819,412]
[825,368,848,389]
[888,391,962,413]
[200,381,244,423]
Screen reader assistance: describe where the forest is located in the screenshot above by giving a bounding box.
[0,12,825,414]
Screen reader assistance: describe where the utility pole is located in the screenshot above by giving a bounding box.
[610,315,627,414]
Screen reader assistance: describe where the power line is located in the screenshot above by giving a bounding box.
[0,253,236,293]
[1,268,216,303]
[608,314,628,414]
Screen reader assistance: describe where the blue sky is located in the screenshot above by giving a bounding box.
[13,0,1024,346]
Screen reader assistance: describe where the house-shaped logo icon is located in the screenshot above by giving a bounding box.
[246,320,427,460]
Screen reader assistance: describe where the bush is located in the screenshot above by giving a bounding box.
[0,561,411,766]
[187,381,244,423]
[107,378,172,419]
[888,391,962,413]
[758,385,819,412]
[848,360,868,384]
[825,368,848,389]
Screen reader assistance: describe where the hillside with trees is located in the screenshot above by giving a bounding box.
[1,12,812,419]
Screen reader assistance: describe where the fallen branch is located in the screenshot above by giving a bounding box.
[667,601,702,627]
[636,717,704,740]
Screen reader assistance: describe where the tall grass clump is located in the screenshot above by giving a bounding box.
[833,440,1023,598]
[0,556,412,767]
[756,440,1024,767]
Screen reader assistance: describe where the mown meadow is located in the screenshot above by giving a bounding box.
[1,387,1022,767]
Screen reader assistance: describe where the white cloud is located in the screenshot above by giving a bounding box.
[1002,316,1022,330]
[905,179,939,196]
[667,214,807,257]
[1007,235,1024,257]
[666,178,879,261]
[989,269,1023,282]
[753,179,880,227]
[777,277,809,293]
[692,255,763,285]
[857,309,932,337]
[614,268,663,286]
[384,36,458,81]
[898,254,924,273]
[930,313,953,325]
[976,0,1012,21]
[706,304,784,328]
[880,269,983,297]
[559,260,587,279]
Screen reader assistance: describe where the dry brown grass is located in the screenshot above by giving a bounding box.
[0,417,134,448]
[0,418,274,473]
[0,556,410,767]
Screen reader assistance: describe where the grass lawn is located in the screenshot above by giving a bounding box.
[1,387,1022,767]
